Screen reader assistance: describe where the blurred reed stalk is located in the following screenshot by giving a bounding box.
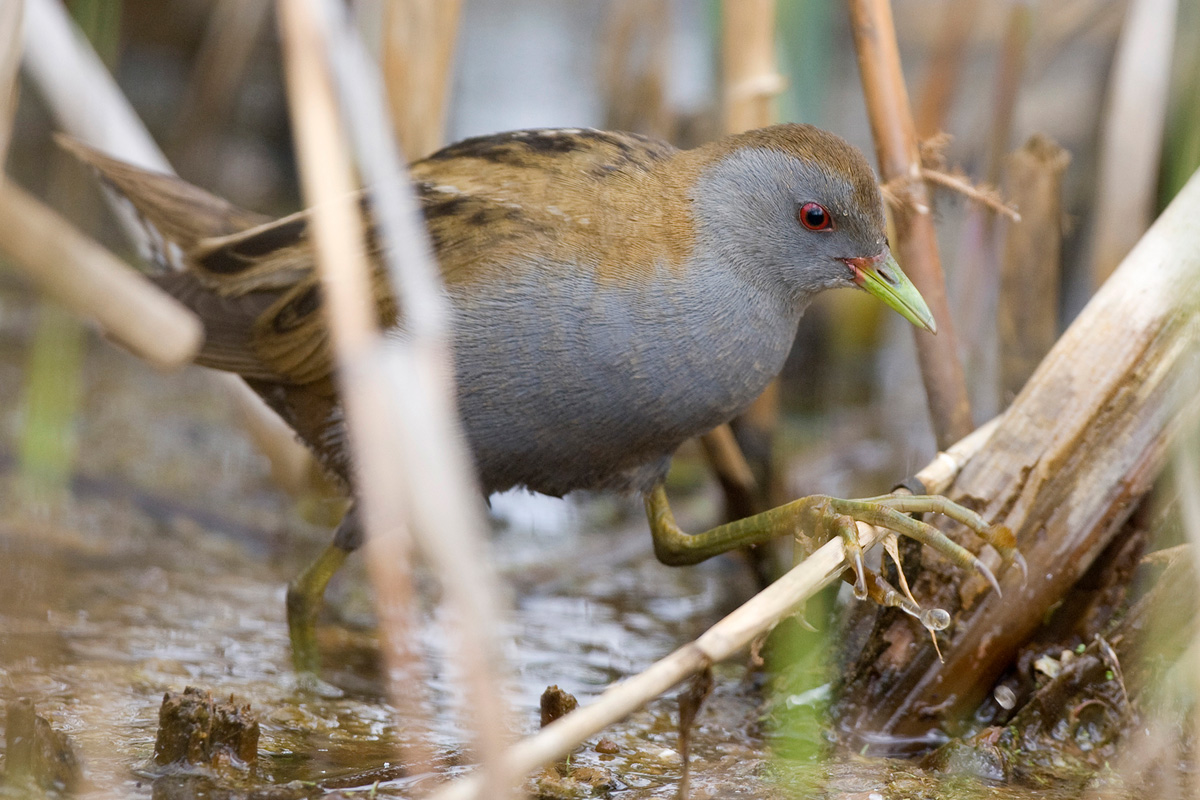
[381,0,461,159]
[15,0,123,495]
[983,2,1031,188]
[847,0,972,450]
[0,0,20,164]
[1160,0,1200,205]
[1089,0,1179,288]
[429,419,997,800]
[20,0,319,502]
[279,0,514,790]
[601,0,671,139]
[168,0,271,176]
[275,0,435,776]
[913,0,980,140]
[0,183,203,369]
[706,0,786,522]
[835,166,1200,744]
[998,134,1069,404]
[954,1,1030,421]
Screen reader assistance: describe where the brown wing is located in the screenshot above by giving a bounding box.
[62,128,682,385]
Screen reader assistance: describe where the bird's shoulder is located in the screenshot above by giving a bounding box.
[410,128,695,286]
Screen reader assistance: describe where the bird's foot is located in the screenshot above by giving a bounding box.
[792,493,1024,646]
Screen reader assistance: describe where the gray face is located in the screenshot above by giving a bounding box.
[689,146,888,302]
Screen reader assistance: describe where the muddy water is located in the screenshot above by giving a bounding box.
[0,327,789,798]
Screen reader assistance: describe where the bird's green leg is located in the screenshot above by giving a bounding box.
[643,485,1023,595]
[286,507,363,679]
[286,543,350,677]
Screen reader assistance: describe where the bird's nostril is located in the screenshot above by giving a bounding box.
[878,266,896,285]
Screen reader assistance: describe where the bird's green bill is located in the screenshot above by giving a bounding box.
[849,251,937,334]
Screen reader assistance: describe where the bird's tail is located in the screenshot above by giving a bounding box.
[58,136,331,382]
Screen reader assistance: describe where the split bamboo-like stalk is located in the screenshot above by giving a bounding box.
[20,0,317,496]
[835,166,1200,742]
[998,134,1069,403]
[848,0,973,450]
[381,0,462,160]
[279,0,513,790]
[0,182,203,369]
[427,418,998,800]
[1089,0,1180,287]
[274,0,434,777]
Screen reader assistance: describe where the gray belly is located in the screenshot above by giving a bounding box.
[447,265,800,496]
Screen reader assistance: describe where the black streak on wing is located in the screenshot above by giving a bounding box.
[230,217,307,258]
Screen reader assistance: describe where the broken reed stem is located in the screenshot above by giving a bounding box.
[275,0,435,778]
[1089,0,1180,288]
[0,182,202,368]
[913,0,980,140]
[847,0,973,450]
[20,0,318,491]
[838,167,1200,740]
[998,134,1069,403]
[381,0,462,160]
[428,419,998,800]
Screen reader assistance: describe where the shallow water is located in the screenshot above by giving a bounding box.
[0,330,790,798]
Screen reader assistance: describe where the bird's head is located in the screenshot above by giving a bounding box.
[688,123,936,333]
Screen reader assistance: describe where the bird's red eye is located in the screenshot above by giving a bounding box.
[798,202,832,231]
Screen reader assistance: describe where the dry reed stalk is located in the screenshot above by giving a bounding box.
[998,134,1069,403]
[0,182,203,368]
[847,0,972,450]
[721,0,783,133]
[20,0,318,497]
[275,0,435,778]
[0,0,21,165]
[913,0,981,140]
[169,0,271,172]
[1089,0,1180,288]
[427,419,998,800]
[282,0,514,789]
[381,0,462,160]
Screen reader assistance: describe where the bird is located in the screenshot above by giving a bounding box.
[61,124,1020,677]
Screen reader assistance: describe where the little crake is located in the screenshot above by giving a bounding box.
[65,124,1019,676]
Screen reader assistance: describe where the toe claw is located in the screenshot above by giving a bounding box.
[1011,551,1029,583]
[974,558,1002,597]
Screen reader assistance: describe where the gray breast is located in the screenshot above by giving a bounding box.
[446,262,801,496]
